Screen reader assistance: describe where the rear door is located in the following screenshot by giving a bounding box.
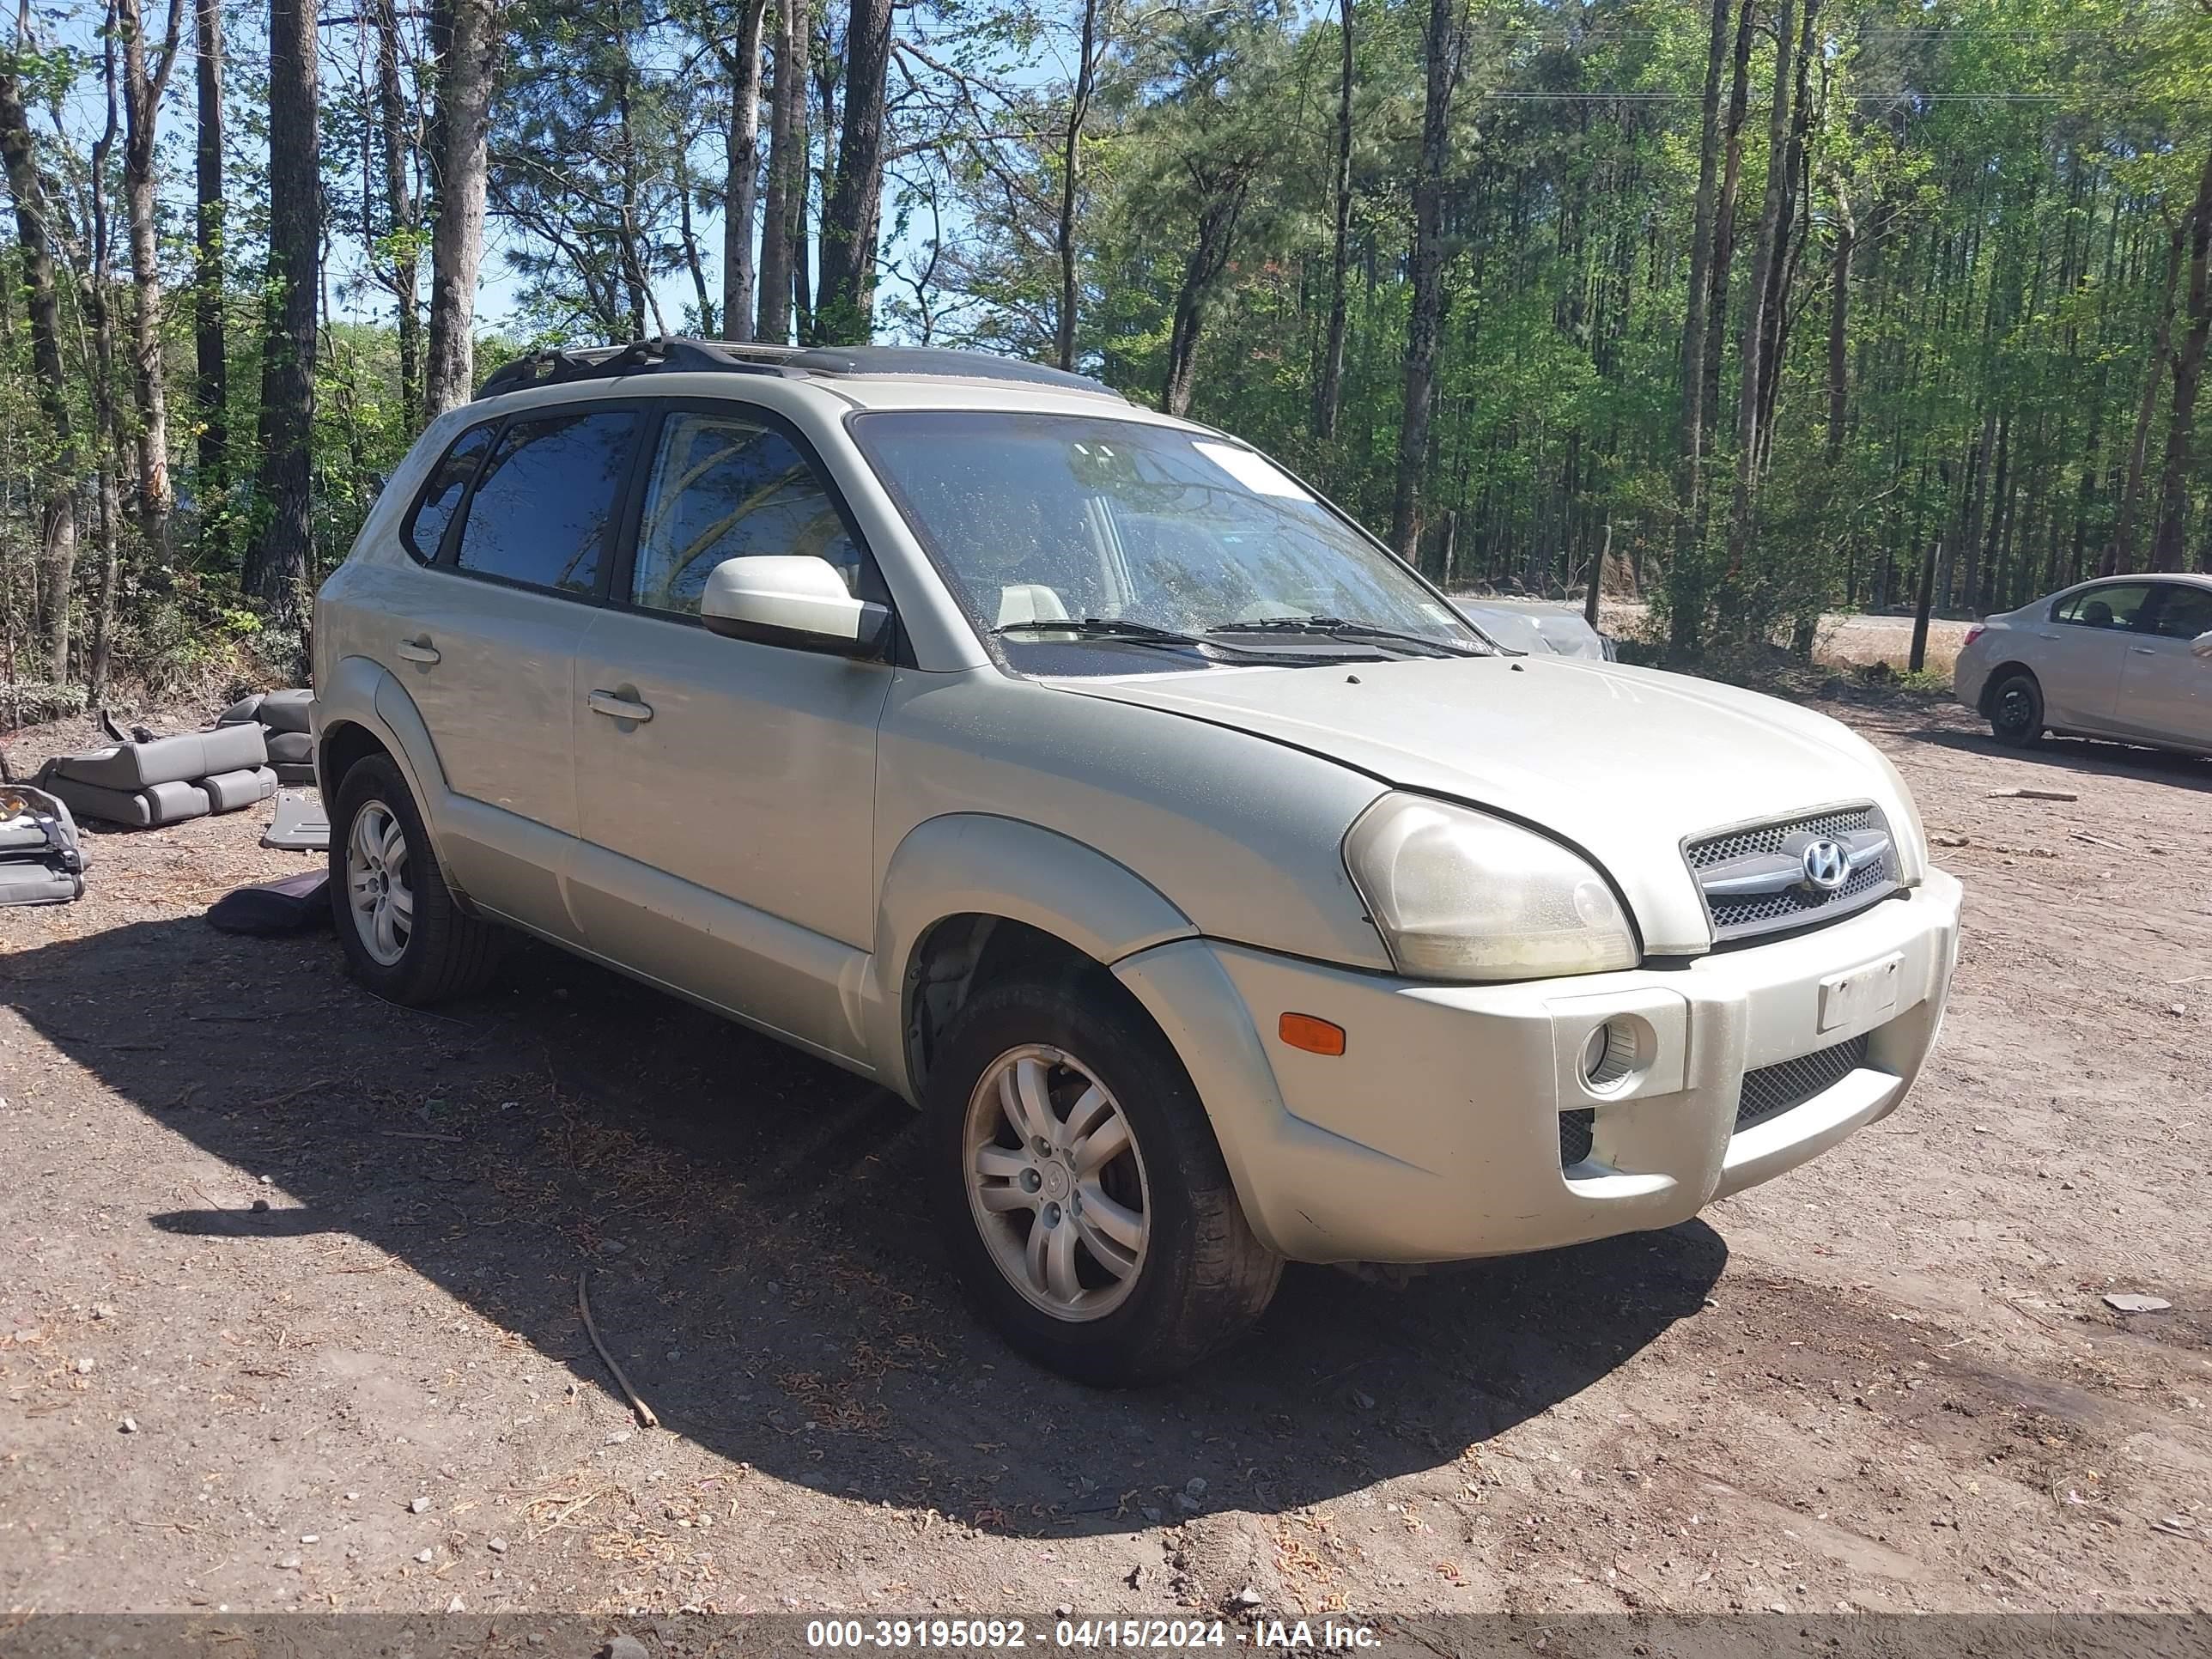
[2115,583,2212,749]
[2036,581,2152,733]
[564,400,895,1064]
[398,403,646,936]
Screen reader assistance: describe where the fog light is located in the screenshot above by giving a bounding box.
[1580,1019,1637,1091]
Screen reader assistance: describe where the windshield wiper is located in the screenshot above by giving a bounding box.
[993,616,1370,665]
[1206,616,1487,658]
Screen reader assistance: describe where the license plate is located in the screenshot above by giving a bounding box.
[1819,952,1902,1036]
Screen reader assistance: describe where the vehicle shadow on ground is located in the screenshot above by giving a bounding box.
[7,915,1725,1539]
[1901,726,2212,793]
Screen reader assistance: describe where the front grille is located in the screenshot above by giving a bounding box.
[1559,1108,1595,1168]
[1686,805,1899,944]
[1734,1033,1870,1133]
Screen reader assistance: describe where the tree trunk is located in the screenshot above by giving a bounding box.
[1389,0,1463,560]
[719,0,769,342]
[2148,143,2212,574]
[193,0,228,518]
[374,0,421,423]
[118,0,186,565]
[1723,0,1798,571]
[1054,0,1103,372]
[88,32,126,702]
[243,0,319,622]
[757,0,806,343]
[1698,0,1756,458]
[1312,0,1353,438]
[2109,206,2191,574]
[0,61,79,678]
[423,0,500,415]
[817,0,893,342]
[1826,177,1853,465]
[1161,176,1250,416]
[1676,0,1730,495]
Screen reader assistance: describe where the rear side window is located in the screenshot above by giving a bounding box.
[2051,583,2151,630]
[402,423,496,562]
[2148,584,2212,641]
[629,412,865,616]
[454,410,637,596]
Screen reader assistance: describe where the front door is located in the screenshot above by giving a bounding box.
[400,405,642,936]
[565,404,894,1064]
[2036,581,2151,733]
[2116,583,2212,748]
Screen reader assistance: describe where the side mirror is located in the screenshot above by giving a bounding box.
[700,555,890,659]
[2193,630,2212,661]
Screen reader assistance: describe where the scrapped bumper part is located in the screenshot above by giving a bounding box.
[1116,870,1960,1265]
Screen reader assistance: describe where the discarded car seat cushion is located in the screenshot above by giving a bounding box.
[255,688,314,734]
[49,724,268,790]
[263,730,315,766]
[205,868,331,934]
[202,766,279,813]
[271,763,318,786]
[40,772,213,829]
[216,691,268,726]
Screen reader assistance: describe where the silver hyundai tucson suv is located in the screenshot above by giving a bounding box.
[312,339,1961,1384]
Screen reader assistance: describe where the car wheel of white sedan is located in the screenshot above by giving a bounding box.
[1986,668,2044,747]
[927,975,1281,1385]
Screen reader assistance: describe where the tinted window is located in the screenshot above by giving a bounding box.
[2148,584,2212,641]
[630,413,863,616]
[403,423,495,562]
[454,411,636,595]
[2052,583,2152,630]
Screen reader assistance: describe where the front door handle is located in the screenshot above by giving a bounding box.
[2131,646,2157,656]
[587,689,653,723]
[396,636,440,665]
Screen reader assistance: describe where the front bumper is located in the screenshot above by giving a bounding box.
[1114,868,1961,1264]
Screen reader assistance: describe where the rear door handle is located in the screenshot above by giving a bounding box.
[587,690,653,723]
[396,637,441,665]
[2131,647,2157,656]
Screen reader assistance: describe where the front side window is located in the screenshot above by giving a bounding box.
[403,422,496,562]
[2052,583,2152,630]
[851,410,1480,672]
[631,412,864,616]
[454,410,636,596]
[2147,584,2212,641]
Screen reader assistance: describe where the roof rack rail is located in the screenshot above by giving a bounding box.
[474,337,796,400]
[472,336,1124,402]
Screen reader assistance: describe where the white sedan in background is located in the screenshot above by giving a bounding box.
[1954,573,2212,757]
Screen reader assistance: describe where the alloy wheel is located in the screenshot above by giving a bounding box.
[962,1044,1152,1322]
[346,799,415,967]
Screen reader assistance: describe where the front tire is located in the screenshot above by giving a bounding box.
[926,975,1282,1385]
[1987,668,2044,747]
[328,755,501,1004]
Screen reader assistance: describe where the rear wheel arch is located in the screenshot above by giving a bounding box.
[1978,660,2039,715]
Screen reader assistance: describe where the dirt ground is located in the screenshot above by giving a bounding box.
[2,688,2209,1623]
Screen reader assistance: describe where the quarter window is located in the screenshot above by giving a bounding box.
[2051,583,2152,630]
[402,423,496,562]
[453,410,636,596]
[2148,584,2212,641]
[630,413,865,617]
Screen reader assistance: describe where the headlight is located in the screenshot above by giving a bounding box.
[1344,793,1638,981]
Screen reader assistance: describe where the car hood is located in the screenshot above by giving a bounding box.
[1048,655,1924,956]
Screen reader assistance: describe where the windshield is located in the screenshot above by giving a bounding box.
[850,410,1482,668]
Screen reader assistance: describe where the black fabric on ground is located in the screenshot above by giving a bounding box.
[206,869,331,934]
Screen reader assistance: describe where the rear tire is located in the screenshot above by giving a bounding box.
[328,754,501,1004]
[925,975,1282,1385]
[1986,668,2043,747]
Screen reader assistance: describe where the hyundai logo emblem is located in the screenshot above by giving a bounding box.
[1801,838,1850,892]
